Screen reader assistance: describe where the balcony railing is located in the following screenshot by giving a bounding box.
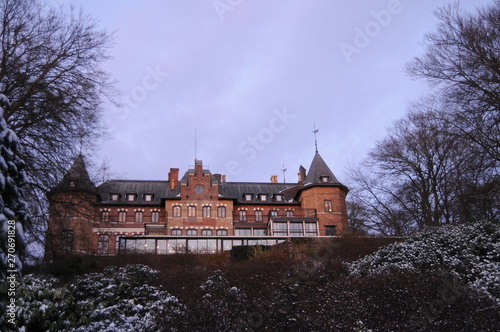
[233,208,317,223]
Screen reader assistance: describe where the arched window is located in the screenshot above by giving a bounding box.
[135,211,143,223]
[255,210,263,222]
[172,205,181,217]
[97,234,110,255]
[101,211,110,222]
[202,206,211,218]
[217,206,226,218]
[151,211,160,222]
[118,210,127,222]
[188,206,196,217]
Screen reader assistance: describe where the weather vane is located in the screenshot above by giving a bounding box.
[281,163,287,183]
[313,123,319,153]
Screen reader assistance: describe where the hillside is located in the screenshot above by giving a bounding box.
[2,221,500,331]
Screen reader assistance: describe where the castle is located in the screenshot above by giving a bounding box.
[46,151,349,256]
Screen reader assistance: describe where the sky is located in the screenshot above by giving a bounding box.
[54,0,491,185]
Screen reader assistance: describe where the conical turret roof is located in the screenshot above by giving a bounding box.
[53,155,96,193]
[304,152,340,185]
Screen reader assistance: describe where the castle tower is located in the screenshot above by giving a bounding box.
[46,155,97,258]
[296,152,349,235]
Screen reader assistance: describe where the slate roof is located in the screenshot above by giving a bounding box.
[303,152,341,185]
[98,180,169,205]
[59,153,347,205]
[52,155,97,194]
[220,182,299,203]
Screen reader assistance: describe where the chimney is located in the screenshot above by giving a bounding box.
[214,173,222,183]
[298,166,306,185]
[195,159,203,177]
[222,174,226,183]
[270,175,278,183]
[168,168,179,190]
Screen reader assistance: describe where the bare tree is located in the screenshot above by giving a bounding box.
[0,0,116,256]
[348,107,498,235]
[406,0,500,163]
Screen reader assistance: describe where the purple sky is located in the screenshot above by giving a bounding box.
[56,0,490,185]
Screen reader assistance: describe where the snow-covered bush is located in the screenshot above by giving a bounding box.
[0,94,28,279]
[1,264,184,331]
[182,269,248,331]
[69,264,184,331]
[348,220,500,302]
[1,273,82,330]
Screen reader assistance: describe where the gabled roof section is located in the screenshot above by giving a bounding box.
[53,155,97,193]
[304,152,340,185]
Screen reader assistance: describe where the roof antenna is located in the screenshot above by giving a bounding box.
[281,163,287,183]
[312,123,319,153]
[194,128,197,161]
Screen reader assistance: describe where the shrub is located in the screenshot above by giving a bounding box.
[348,220,500,303]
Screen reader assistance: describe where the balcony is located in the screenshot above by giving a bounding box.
[144,223,167,235]
[233,208,317,224]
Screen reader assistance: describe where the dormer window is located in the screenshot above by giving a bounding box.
[127,194,137,202]
[274,194,283,202]
[244,194,253,201]
[144,194,153,202]
[320,176,329,183]
[110,194,120,201]
[259,194,268,202]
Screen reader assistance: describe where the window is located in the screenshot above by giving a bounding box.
[286,210,294,217]
[259,194,268,202]
[216,229,228,236]
[235,228,251,236]
[115,235,125,253]
[118,211,127,222]
[110,193,120,201]
[217,206,226,218]
[290,223,303,237]
[201,229,213,236]
[172,205,181,217]
[274,194,283,202]
[127,194,137,202]
[188,205,196,217]
[324,200,333,212]
[135,211,143,223]
[244,194,253,201]
[305,223,318,236]
[272,222,287,236]
[202,206,211,218]
[101,211,110,222]
[171,229,182,236]
[97,234,109,255]
[255,210,263,222]
[238,210,247,222]
[270,210,278,217]
[320,176,329,183]
[325,225,336,236]
[144,194,153,202]
[186,229,197,236]
[253,229,266,236]
[60,230,73,251]
[151,211,160,223]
